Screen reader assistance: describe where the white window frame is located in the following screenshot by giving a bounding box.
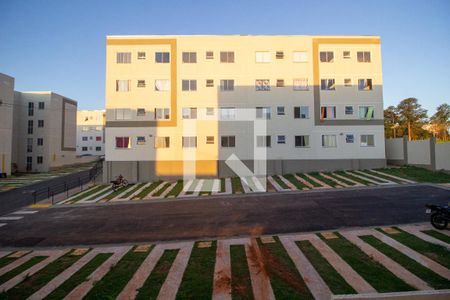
[182,107,197,119]
[219,107,236,120]
[322,135,337,148]
[255,51,271,63]
[256,135,271,148]
[155,136,170,148]
[182,52,197,63]
[155,108,170,120]
[220,80,234,91]
[295,135,310,148]
[293,51,308,63]
[155,79,170,91]
[277,106,285,115]
[277,135,286,144]
[256,107,271,119]
[116,52,131,64]
[182,136,197,148]
[116,80,130,92]
[293,78,308,91]
[221,136,236,148]
[294,106,309,119]
[360,134,375,147]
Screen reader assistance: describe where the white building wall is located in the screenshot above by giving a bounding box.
[76,110,105,156]
[0,73,15,175]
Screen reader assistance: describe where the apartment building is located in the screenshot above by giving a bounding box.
[104,35,385,182]
[12,91,77,172]
[76,110,106,156]
[0,73,15,176]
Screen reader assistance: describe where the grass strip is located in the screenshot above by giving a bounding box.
[296,240,356,294]
[84,247,152,299]
[257,237,314,299]
[44,253,112,300]
[350,170,387,183]
[0,256,47,285]
[166,180,184,197]
[176,241,217,299]
[220,178,225,193]
[3,251,84,299]
[324,172,356,186]
[135,181,162,199]
[321,233,414,292]
[363,170,404,183]
[68,185,104,203]
[272,175,289,189]
[422,230,450,244]
[84,186,112,201]
[334,171,372,185]
[103,185,133,201]
[135,249,179,300]
[284,174,308,190]
[308,172,340,187]
[379,227,450,269]
[296,173,322,187]
[0,254,19,269]
[361,235,450,289]
[230,245,254,300]
[375,166,450,183]
[152,183,171,197]
[121,183,145,199]
[231,177,244,193]
[199,180,213,196]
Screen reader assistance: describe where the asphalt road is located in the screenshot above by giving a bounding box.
[0,184,449,248]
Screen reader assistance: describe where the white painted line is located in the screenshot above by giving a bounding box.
[354,170,396,184]
[143,182,169,199]
[211,179,221,194]
[110,184,137,201]
[212,240,232,300]
[319,172,347,188]
[370,169,416,184]
[267,176,290,192]
[331,173,365,186]
[11,210,38,214]
[294,174,315,189]
[77,186,111,203]
[240,177,252,193]
[0,216,23,221]
[303,173,331,188]
[224,178,232,195]
[194,179,204,194]
[278,175,298,190]
[57,185,97,205]
[128,182,152,200]
[344,171,380,185]
[157,182,177,198]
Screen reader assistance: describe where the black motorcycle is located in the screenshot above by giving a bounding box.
[425,203,450,230]
[110,174,129,191]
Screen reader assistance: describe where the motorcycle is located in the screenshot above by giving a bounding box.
[425,203,450,230]
[110,174,129,191]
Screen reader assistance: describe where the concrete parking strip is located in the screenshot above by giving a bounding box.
[303,173,332,188]
[212,240,232,300]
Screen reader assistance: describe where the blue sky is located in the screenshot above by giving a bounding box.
[0,0,449,115]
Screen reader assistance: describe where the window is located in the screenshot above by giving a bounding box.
[82,126,89,132]
[295,135,309,147]
[206,136,215,144]
[255,52,271,63]
[343,51,351,59]
[256,135,271,147]
[28,102,34,116]
[82,136,88,141]
[155,79,170,91]
[182,52,197,63]
[182,136,197,148]
[321,79,335,90]
[276,79,284,87]
[206,79,214,87]
[115,109,132,120]
[357,51,371,63]
[276,51,284,59]
[358,79,373,91]
[137,108,146,116]
[277,135,286,144]
[293,78,308,91]
[182,80,197,91]
[116,52,131,63]
[345,106,354,115]
[155,137,170,148]
[221,136,235,147]
[38,120,44,128]
[322,135,337,148]
[27,138,33,152]
[37,138,43,146]
[95,126,102,131]
[116,80,130,92]
[155,108,170,120]
[294,106,309,119]
[182,107,197,119]
[206,51,214,59]
[359,106,375,120]
[277,106,285,115]
[220,80,234,91]
[346,134,354,143]
[320,106,337,119]
[115,137,131,149]
[96,136,102,141]
[256,107,271,119]
[293,51,308,62]
[28,120,33,134]
[220,51,234,63]
[344,78,352,87]
[320,51,334,62]
[137,80,146,88]
[82,147,88,151]
[255,79,270,91]
[136,136,146,145]
[206,107,215,116]
[220,107,236,120]
[96,146,102,151]
[37,156,43,164]
[361,134,375,147]
[38,102,45,109]
[155,52,170,63]
[137,52,146,60]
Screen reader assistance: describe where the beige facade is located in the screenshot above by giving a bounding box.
[104,35,385,182]
[76,110,106,156]
[0,73,15,176]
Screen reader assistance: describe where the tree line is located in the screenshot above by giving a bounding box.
[384,98,449,141]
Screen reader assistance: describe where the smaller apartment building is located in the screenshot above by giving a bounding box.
[0,73,15,176]
[76,110,106,156]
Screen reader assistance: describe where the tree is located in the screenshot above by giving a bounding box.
[430,103,450,140]
[396,98,428,141]
[384,106,399,138]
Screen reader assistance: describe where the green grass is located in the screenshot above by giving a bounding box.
[0,256,47,285]
[68,185,105,203]
[376,166,450,183]
[231,177,244,193]
[220,178,225,193]
[45,253,112,300]
[284,174,308,190]
[379,227,450,269]
[103,185,133,200]
[422,230,450,244]
[308,172,341,187]
[135,181,162,199]
[272,175,290,189]
[363,170,404,183]
[230,245,254,300]
[334,171,372,185]
[121,183,145,198]
[296,173,322,187]
[360,235,450,289]
[0,254,20,269]
[166,180,184,197]
[324,172,356,186]
[257,237,314,299]
[321,233,414,292]
[176,241,217,299]
[348,170,386,183]
[152,182,171,197]
[2,252,84,299]
[296,240,356,294]
[84,247,152,299]
[136,249,179,300]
